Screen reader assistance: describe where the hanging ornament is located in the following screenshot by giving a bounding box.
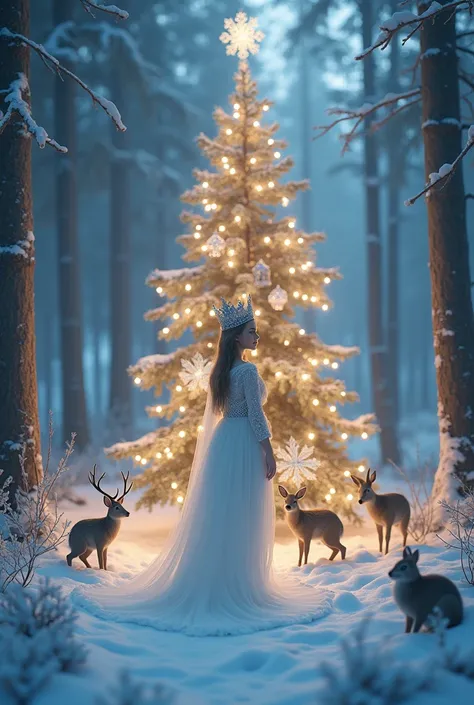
[275,437,320,486]
[179,353,212,397]
[268,284,288,311]
[205,232,226,258]
[252,259,271,288]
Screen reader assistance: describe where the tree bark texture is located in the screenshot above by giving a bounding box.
[419,0,474,490]
[109,36,132,432]
[53,0,89,450]
[360,0,401,465]
[0,0,42,494]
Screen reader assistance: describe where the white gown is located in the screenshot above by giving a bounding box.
[73,362,332,636]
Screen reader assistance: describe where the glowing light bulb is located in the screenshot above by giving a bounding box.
[230,167,236,174]
[341,391,346,397]
[311,296,318,303]
[288,221,295,229]
[134,455,141,462]
[308,432,315,440]
[156,286,163,294]
[162,327,170,335]
[226,128,233,135]
[177,495,184,504]
[228,248,235,256]
[140,458,147,465]
[233,111,240,119]
[255,309,261,316]
[196,224,202,231]
[284,340,289,346]
[263,104,269,111]
[134,376,141,385]
[344,470,351,477]
[185,308,191,315]
[264,236,271,244]
[224,163,230,170]
[332,362,339,370]
[297,237,304,244]
[173,313,180,320]
[179,405,185,412]
[311,359,318,367]
[302,294,308,301]
[275,371,282,378]
[325,494,332,502]
[282,197,289,207]
[233,102,240,110]
[324,276,331,284]
[209,309,216,317]
[179,430,186,438]
[171,482,178,489]
[256,184,263,192]
[228,260,234,268]
[156,452,162,459]
[204,205,211,212]
[361,432,368,440]
[301,264,308,271]
[222,156,228,163]
[268,181,274,188]
[193,232,201,240]
[156,405,162,413]
[289,267,295,274]
[341,432,348,440]
[323,358,329,365]
[185,284,191,291]
[202,181,209,188]
[312,399,319,406]
[218,225,225,232]
[293,291,300,298]
[202,198,208,205]
[253,120,260,127]
[251,349,258,357]
[198,425,204,432]
[322,304,329,311]
[250,157,257,164]
[176,385,182,392]
[201,245,208,252]
[234,215,241,223]
[329,405,336,413]
[330,488,336,495]
[211,203,217,210]
[299,328,305,335]
[284,238,291,246]
[347,494,354,501]
[274,151,281,158]
[358,465,365,473]
[164,447,170,454]
[301,373,310,381]
[268,138,274,145]
[196,321,203,328]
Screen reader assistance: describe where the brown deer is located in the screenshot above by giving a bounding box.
[351,468,410,555]
[66,466,132,570]
[278,486,346,565]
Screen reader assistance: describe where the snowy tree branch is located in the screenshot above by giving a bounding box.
[356,1,474,60]
[0,28,126,134]
[314,89,421,153]
[405,126,474,205]
[79,0,129,19]
[0,75,67,151]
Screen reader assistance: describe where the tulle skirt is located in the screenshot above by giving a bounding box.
[72,417,332,636]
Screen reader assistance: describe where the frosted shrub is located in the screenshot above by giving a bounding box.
[98,670,176,705]
[0,579,86,704]
[0,429,73,591]
[319,619,433,705]
[392,457,436,542]
[439,489,474,585]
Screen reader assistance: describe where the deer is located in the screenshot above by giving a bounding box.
[66,465,133,570]
[278,486,346,565]
[389,546,463,633]
[351,468,410,555]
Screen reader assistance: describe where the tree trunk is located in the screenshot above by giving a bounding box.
[109,37,132,433]
[0,0,42,494]
[386,0,402,464]
[53,0,89,450]
[360,0,400,464]
[419,1,474,503]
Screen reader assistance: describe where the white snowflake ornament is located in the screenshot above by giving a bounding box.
[220,12,264,61]
[275,437,320,486]
[179,353,212,396]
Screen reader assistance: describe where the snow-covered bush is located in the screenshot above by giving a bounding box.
[97,670,176,705]
[0,431,73,592]
[318,619,433,704]
[439,488,474,585]
[0,579,86,704]
[392,457,436,542]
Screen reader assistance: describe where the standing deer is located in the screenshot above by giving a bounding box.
[351,468,410,555]
[278,486,346,565]
[66,466,132,570]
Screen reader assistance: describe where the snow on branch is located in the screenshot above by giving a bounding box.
[315,89,421,153]
[405,124,474,205]
[356,1,474,60]
[0,28,126,134]
[79,0,129,19]
[0,75,67,151]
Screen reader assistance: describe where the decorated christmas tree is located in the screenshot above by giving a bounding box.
[107,13,376,519]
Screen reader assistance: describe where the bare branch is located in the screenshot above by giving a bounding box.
[0,28,126,133]
[405,127,474,206]
[314,88,421,153]
[356,1,474,60]
[0,75,67,151]
[79,0,129,19]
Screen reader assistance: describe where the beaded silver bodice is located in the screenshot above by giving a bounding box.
[224,363,271,442]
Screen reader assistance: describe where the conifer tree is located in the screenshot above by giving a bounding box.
[107,13,375,519]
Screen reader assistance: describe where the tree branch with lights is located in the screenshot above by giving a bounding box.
[106,12,376,518]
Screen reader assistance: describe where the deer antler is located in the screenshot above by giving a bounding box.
[117,470,133,503]
[88,464,119,500]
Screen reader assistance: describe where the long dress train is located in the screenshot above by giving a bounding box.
[72,362,332,636]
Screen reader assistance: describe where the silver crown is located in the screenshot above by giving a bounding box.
[212,295,254,331]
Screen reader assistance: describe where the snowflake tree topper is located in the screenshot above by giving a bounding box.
[179,353,212,397]
[219,11,264,62]
[275,437,320,486]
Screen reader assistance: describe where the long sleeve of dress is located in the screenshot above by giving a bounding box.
[242,364,271,442]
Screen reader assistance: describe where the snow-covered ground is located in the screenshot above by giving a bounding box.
[19,482,474,705]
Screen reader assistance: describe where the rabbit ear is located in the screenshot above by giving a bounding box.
[295,487,307,500]
[412,549,420,563]
[369,470,377,484]
[351,475,361,486]
[278,485,288,498]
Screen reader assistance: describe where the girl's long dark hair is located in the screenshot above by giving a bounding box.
[209,321,247,413]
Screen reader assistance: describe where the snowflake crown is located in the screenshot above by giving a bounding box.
[213,295,254,331]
